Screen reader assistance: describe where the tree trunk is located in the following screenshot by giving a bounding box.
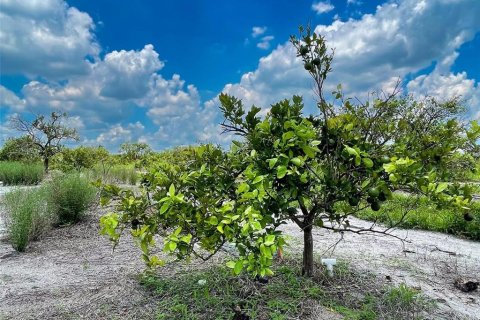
[302,226,314,277]
[43,157,49,173]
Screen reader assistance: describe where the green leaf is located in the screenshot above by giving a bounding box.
[436,182,448,193]
[252,175,264,184]
[282,131,295,141]
[234,260,243,275]
[290,157,303,167]
[168,241,177,252]
[169,184,175,196]
[362,158,373,168]
[173,227,182,236]
[354,156,361,166]
[251,221,262,230]
[344,145,358,157]
[237,182,250,194]
[361,179,371,189]
[180,234,192,244]
[226,261,236,269]
[302,145,317,158]
[216,224,224,233]
[383,163,396,173]
[268,158,278,169]
[160,201,170,214]
[264,234,275,246]
[207,216,218,225]
[277,166,288,179]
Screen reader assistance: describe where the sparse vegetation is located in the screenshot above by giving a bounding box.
[140,259,433,320]
[356,194,480,240]
[0,161,44,185]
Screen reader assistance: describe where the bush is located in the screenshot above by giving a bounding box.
[0,161,44,185]
[356,194,480,240]
[2,187,52,251]
[46,173,97,224]
[51,146,110,172]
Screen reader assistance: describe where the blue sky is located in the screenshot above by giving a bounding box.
[1,0,479,151]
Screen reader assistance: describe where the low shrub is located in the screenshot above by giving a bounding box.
[46,173,97,224]
[356,194,480,240]
[0,161,44,185]
[2,187,52,251]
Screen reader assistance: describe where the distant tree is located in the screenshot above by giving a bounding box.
[119,142,152,162]
[52,146,110,172]
[10,112,79,173]
[0,136,40,162]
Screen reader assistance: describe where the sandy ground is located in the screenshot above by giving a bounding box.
[279,218,480,320]
[0,203,478,319]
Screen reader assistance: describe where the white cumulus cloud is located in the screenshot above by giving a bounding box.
[312,1,335,14]
[0,0,99,79]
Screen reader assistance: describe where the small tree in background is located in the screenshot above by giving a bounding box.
[10,112,79,173]
[51,146,110,172]
[119,142,152,163]
[100,26,479,277]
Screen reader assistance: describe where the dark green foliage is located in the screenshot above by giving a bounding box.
[0,161,44,185]
[46,173,96,224]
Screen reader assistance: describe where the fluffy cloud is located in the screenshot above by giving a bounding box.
[312,1,335,14]
[0,0,99,79]
[252,26,267,38]
[0,0,223,150]
[217,0,480,118]
[0,86,26,112]
[257,36,275,50]
[16,46,220,149]
[99,45,164,100]
[407,69,480,119]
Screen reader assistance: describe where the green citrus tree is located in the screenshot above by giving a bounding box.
[100,26,479,277]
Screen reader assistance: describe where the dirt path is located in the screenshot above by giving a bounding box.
[0,204,160,320]
[1,205,479,319]
[280,218,480,320]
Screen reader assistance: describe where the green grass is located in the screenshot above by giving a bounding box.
[87,163,138,185]
[45,173,97,224]
[0,161,44,185]
[139,259,432,320]
[356,194,480,240]
[2,187,52,251]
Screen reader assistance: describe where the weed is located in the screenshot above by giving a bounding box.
[2,187,52,251]
[139,258,433,320]
[46,173,97,224]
